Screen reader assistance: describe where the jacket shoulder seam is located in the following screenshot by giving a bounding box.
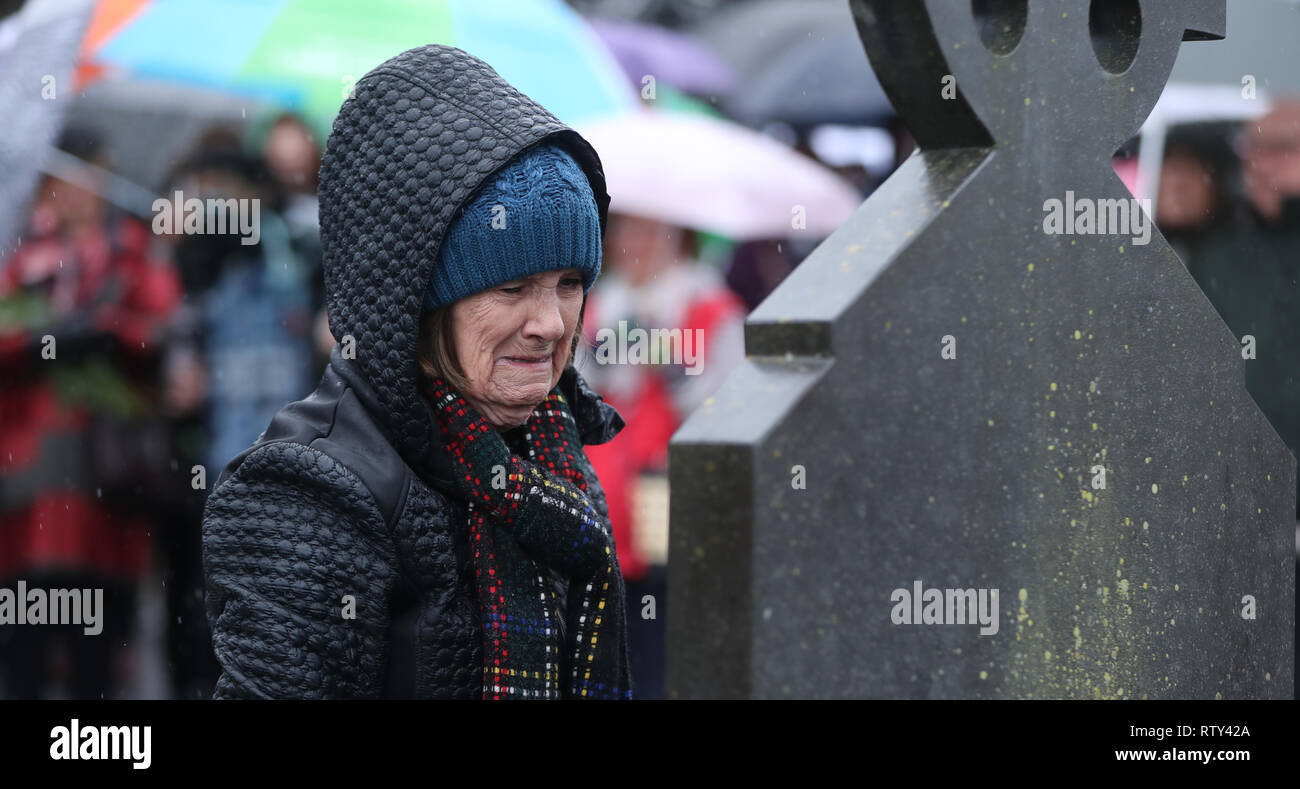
[308,384,413,533]
[231,440,383,514]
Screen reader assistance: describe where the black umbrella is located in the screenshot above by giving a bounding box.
[693,0,845,79]
[725,26,894,130]
[693,0,892,130]
[65,78,276,195]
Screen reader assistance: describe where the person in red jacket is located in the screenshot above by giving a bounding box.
[579,211,746,698]
[0,125,180,699]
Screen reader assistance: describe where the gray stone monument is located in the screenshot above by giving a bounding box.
[668,0,1295,699]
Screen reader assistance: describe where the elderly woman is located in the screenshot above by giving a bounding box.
[201,45,632,699]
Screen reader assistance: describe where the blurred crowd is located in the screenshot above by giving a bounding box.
[0,114,328,699]
[0,0,1296,700]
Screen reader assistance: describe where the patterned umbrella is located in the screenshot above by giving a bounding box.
[77,0,635,132]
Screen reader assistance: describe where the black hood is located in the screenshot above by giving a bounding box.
[318,44,622,478]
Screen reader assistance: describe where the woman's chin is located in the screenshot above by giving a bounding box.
[477,394,545,428]
[494,406,539,430]
[494,373,553,399]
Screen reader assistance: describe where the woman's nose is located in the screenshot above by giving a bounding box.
[522,287,566,342]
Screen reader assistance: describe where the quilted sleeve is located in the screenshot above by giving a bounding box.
[201,441,400,699]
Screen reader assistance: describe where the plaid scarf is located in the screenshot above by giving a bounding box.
[425,376,633,700]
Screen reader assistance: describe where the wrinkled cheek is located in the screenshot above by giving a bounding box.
[469,341,499,390]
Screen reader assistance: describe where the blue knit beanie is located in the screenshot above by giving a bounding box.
[422,142,602,313]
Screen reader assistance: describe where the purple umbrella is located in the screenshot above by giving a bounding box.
[590,16,735,97]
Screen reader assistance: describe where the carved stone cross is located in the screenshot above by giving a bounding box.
[668,0,1293,699]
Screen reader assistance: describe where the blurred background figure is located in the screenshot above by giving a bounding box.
[1155,127,1233,260]
[164,129,317,482]
[152,129,318,699]
[0,123,179,699]
[1171,100,1300,661]
[725,238,795,313]
[579,211,746,699]
[248,111,329,372]
[1182,101,1300,522]
[258,112,321,236]
[1240,101,1300,226]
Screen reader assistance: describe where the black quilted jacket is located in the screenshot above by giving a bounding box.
[201,45,626,699]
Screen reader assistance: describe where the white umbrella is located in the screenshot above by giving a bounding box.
[576,109,863,240]
[0,0,95,258]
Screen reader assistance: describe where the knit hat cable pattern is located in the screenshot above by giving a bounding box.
[423,142,602,313]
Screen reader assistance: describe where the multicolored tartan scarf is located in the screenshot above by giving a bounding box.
[424,376,633,700]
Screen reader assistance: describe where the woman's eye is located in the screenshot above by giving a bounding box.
[499,286,524,295]
[560,278,582,289]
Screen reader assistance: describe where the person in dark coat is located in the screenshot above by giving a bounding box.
[1184,103,1300,518]
[201,44,634,699]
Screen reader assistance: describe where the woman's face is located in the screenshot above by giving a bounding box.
[450,268,584,430]
[605,212,683,286]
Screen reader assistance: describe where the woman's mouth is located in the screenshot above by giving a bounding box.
[501,355,550,368]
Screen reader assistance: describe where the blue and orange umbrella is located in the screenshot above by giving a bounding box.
[77,0,636,131]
